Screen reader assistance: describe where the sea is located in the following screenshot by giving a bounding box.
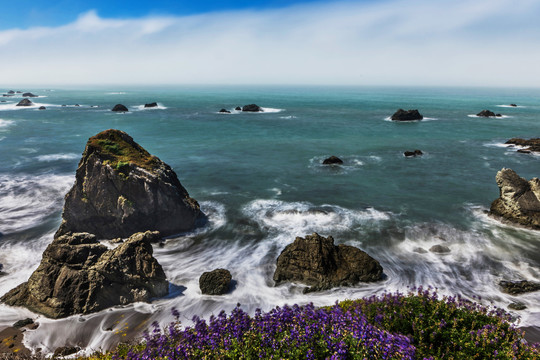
[1,85,540,355]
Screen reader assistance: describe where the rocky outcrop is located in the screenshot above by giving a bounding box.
[53,346,80,358]
[235,106,242,111]
[111,104,129,112]
[219,108,231,113]
[489,168,540,229]
[16,98,33,106]
[429,244,450,253]
[56,129,200,239]
[199,269,232,295]
[7,90,15,94]
[1,231,168,318]
[144,102,158,108]
[22,92,38,97]
[510,104,517,107]
[323,156,343,165]
[499,280,540,295]
[242,104,263,112]
[477,110,501,117]
[391,109,423,121]
[273,233,383,292]
[404,150,423,157]
[39,106,46,110]
[505,138,540,153]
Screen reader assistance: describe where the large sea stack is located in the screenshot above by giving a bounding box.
[56,129,200,239]
[489,168,540,229]
[391,109,423,121]
[273,233,383,292]
[1,231,168,318]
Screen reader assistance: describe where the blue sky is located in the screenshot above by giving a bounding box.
[0,0,539,86]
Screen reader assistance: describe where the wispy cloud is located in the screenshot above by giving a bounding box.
[1,0,539,86]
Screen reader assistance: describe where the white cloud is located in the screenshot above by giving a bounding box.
[1,0,539,86]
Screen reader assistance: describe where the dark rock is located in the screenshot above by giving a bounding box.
[499,280,540,295]
[219,108,231,113]
[62,104,67,107]
[242,104,263,112]
[75,104,80,107]
[235,106,242,111]
[7,90,15,94]
[111,104,129,112]
[1,100,6,102]
[53,346,80,358]
[144,102,158,108]
[413,247,428,254]
[391,109,423,121]
[38,106,46,110]
[489,168,540,229]
[16,91,22,94]
[273,233,383,292]
[2,94,14,97]
[16,99,33,107]
[429,244,451,253]
[510,104,517,107]
[55,129,200,239]
[476,110,501,117]
[1,231,168,318]
[12,318,33,329]
[404,150,423,157]
[322,156,343,165]
[22,92,38,97]
[199,269,232,295]
[505,138,540,153]
[508,302,527,311]
[517,149,532,154]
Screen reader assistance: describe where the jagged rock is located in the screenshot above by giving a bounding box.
[489,168,540,229]
[53,346,80,358]
[144,102,158,108]
[477,110,501,117]
[38,106,46,110]
[429,244,451,253]
[1,231,168,318]
[242,104,263,112]
[391,109,423,121]
[404,150,423,157]
[22,92,38,97]
[111,104,129,112]
[56,129,200,239]
[323,156,343,165]
[273,233,383,292]
[499,280,540,295]
[12,318,33,329]
[235,106,242,111]
[16,99,33,106]
[505,138,540,153]
[219,108,231,113]
[199,269,232,295]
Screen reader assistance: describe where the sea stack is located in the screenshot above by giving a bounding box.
[489,168,540,229]
[56,129,200,239]
[16,99,33,107]
[391,109,423,121]
[111,104,129,112]
[476,110,501,117]
[242,104,263,112]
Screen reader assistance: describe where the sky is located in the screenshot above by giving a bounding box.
[1,0,539,87]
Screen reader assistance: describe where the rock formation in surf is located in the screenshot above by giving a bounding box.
[111,104,129,112]
[199,269,232,295]
[22,92,38,97]
[16,99,33,107]
[242,104,263,112]
[273,233,383,293]
[144,102,158,108]
[505,138,540,153]
[1,231,168,318]
[404,150,423,157]
[476,110,501,117]
[323,156,343,165]
[391,109,423,121]
[56,129,200,239]
[490,168,540,229]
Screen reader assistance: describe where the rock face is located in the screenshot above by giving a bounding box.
[144,102,158,108]
[323,156,344,165]
[477,110,501,117]
[56,129,200,239]
[273,233,383,292]
[490,168,540,229]
[404,150,423,157]
[499,280,540,295]
[16,99,33,106]
[242,104,263,112]
[199,269,232,295]
[111,104,129,112]
[505,138,540,153]
[22,92,38,97]
[391,109,423,121]
[1,231,168,318]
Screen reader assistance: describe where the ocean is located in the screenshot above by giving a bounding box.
[1,85,539,354]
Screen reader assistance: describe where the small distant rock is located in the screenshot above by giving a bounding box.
[517,149,531,154]
[323,156,344,165]
[75,104,80,107]
[62,104,67,107]
[16,99,33,107]
[16,91,22,94]
[429,244,451,253]
[219,108,231,114]
[199,269,232,295]
[242,104,263,112]
[500,280,540,295]
[144,102,158,108]
[111,104,129,112]
[22,92,38,97]
[509,104,517,107]
[391,109,423,121]
[404,150,423,157]
[12,318,33,329]
[7,90,15,94]
[53,346,80,358]
[38,106,46,110]
[476,110,502,117]
[2,94,14,97]
[508,302,527,311]
[235,106,242,111]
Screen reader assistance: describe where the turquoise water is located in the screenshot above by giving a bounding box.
[1,86,540,353]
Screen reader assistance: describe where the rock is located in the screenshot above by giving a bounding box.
[404,150,423,157]
[391,109,423,121]
[476,110,501,117]
[429,244,451,253]
[499,280,540,295]
[517,149,532,154]
[62,104,67,107]
[12,318,33,328]
[413,247,428,254]
[510,104,517,107]
[16,91,22,94]
[55,129,200,239]
[273,233,383,292]
[111,104,129,112]
[489,168,540,229]
[235,106,242,111]
[7,90,15,94]
[242,104,263,112]
[0,263,3,271]
[199,269,232,295]
[2,94,14,97]
[38,106,46,110]
[322,156,344,165]
[508,302,527,311]
[505,138,540,153]
[1,231,168,318]
[22,92,38,97]
[75,104,80,107]
[53,346,80,358]
[16,98,33,106]
[219,108,231,113]
[144,102,158,108]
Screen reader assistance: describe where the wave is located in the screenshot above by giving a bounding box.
[308,155,375,174]
[260,107,283,113]
[105,92,126,95]
[279,115,297,119]
[134,104,168,111]
[0,119,14,128]
[496,104,524,108]
[36,153,79,162]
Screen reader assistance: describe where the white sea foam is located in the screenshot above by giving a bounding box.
[0,119,14,128]
[105,92,126,95]
[496,104,523,108]
[260,107,283,113]
[468,114,511,119]
[36,153,79,162]
[134,103,168,110]
[279,115,297,119]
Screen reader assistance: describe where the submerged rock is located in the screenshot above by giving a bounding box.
[242,104,263,112]
[391,109,423,121]
[273,233,383,292]
[505,138,540,153]
[404,150,423,157]
[16,98,33,106]
[38,106,46,110]
[323,156,344,165]
[499,280,540,295]
[429,244,451,253]
[199,269,232,295]
[508,302,527,310]
[477,110,501,117]
[56,129,200,239]
[111,104,129,112]
[219,108,231,113]
[144,102,158,108]
[1,231,168,318]
[22,92,38,97]
[489,168,540,229]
